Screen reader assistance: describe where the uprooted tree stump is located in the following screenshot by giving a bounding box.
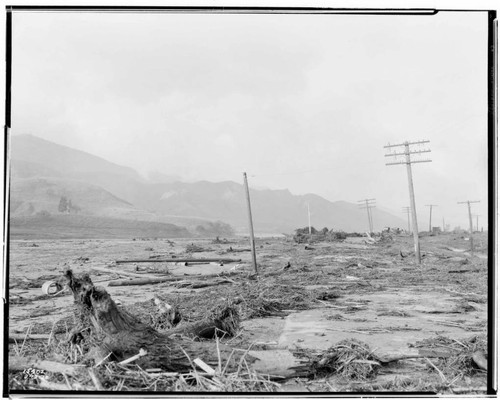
[64,269,247,372]
[63,269,312,379]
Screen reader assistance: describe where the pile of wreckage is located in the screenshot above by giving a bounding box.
[293,227,362,244]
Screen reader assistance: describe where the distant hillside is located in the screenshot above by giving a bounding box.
[11,134,143,181]
[10,177,134,216]
[9,134,407,235]
[146,181,406,233]
[10,134,148,203]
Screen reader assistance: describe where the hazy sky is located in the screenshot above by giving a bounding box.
[11,10,489,229]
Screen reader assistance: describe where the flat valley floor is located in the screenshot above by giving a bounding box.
[7,232,489,394]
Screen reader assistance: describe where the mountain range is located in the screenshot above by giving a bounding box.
[9,134,406,238]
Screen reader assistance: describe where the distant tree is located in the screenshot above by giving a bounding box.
[58,196,68,213]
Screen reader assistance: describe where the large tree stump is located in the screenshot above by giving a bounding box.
[64,270,248,372]
[63,270,311,379]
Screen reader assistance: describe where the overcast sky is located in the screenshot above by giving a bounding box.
[11,10,489,229]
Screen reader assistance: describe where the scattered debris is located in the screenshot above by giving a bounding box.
[167,303,240,339]
[150,298,182,331]
[298,339,381,380]
[186,243,206,253]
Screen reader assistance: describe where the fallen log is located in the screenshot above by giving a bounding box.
[9,333,51,343]
[91,266,163,280]
[174,279,233,289]
[115,258,242,264]
[448,269,481,274]
[107,270,244,287]
[107,276,185,287]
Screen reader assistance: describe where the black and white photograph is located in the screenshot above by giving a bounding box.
[4,4,495,395]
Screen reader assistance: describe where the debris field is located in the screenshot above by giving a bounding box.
[7,231,488,393]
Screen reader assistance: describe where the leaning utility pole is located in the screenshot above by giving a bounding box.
[243,172,258,275]
[307,202,312,235]
[458,200,480,254]
[358,198,376,234]
[402,207,411,233]
[425,204,438,232]
[385,140,432,264]
[368,205,375,233]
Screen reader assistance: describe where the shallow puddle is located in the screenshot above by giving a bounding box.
[278,290,486,358]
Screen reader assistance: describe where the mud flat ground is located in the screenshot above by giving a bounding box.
[7,232,489,394]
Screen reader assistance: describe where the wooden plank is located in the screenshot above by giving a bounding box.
[107,276,184,286]
[115,258,242,264]
[91,266,161,280]
[9,333,51,343]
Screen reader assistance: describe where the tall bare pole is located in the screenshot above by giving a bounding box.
[358,198,376,234]
[385,140,432,264]
[368,206,375,233]
[458,200,480,254]
[442,217,445,232]
[307,202,312,235]
[425,204,438,232]
[473,215,480,232]
[402,207,411,233]
[243,172,258,274]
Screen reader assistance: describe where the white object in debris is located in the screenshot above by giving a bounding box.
[119,348,148,365]
[193,358,216,375]
[154,297,172,314]
[41,281,62,295]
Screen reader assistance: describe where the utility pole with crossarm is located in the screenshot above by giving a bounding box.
[425,204,438,232]
[358,198,376,234]
[384,140,432,264]
[458,200,480,254]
